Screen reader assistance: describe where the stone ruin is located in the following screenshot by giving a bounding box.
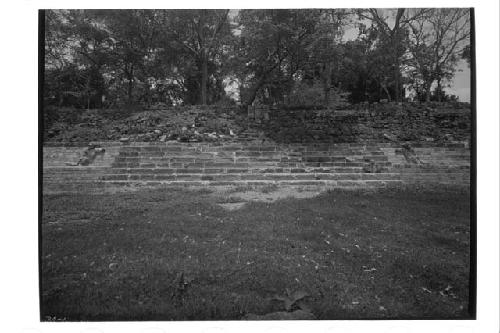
[42,102,472,193]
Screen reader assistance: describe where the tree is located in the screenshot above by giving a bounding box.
[160,10,231,105]
[407,8,470,101]
[92,10,163,104]
[44,10,113,108]
[302,9,351,107]
[357,9,405,102]
[44,9,470,109]
[235,9,332,107]
[461,45,471,67]
[357,9,430,102]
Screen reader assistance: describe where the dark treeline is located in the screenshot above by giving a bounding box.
[44,9,470,109]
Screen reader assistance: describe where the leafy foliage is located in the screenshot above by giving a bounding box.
[44,9,471,109]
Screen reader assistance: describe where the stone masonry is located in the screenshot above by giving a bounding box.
[42,141,470,193]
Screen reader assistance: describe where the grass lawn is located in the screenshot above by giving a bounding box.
[40,186,472,321]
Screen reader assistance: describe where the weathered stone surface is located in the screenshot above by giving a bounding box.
[43,140,471,192]
[244,310,316,320]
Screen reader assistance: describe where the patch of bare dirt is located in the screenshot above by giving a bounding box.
[215,186,323,211]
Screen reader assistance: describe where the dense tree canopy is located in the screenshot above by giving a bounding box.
[44,8,471,109]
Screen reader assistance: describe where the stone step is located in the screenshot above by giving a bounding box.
[94,179,406,187]
[121,152,392,159]
[117,144,397,152]
[391,165,471,171]
[45,169,469,186]
[103,166,378,174]
[43,166,109,171]
[111,158,391,166]
[110,159,392,168]
[42,175,100,179]
[129,144,391,149]
[44,176,468,189]
[98,172,403,182]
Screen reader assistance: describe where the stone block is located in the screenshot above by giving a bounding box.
[291,174,320,180]
[161,146,182,152]
[280,180,325,186]
[176,168,203,174]
[209,181,239,186]
[128,168,156,174]
[259,146,277,151]
[203,168,225,174]
[321,173,362,180]
[175,174,202,180]
[185,163,205,169]
[363,155,388,162]
[233,163,250,168]
[169,157,196,163]
[227,168,249,173]
[141,146,162,152]
[212,174,240,181]
[204,162,236,168]
[305,156,331,163]
[118,151,139,157]
[102,174,128,181]
[155,175,176,180]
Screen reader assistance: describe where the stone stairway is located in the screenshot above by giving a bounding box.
[42,141,470,192]
[97,143,397,187]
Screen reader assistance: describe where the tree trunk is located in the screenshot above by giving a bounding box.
[381,84,392,102]
[127,65,134,104]
[244,78,265,108]
[128,79,133,103]
[436,79,442,102]
[394,61,400,102]
[424,82,432,102]
[323,62,332,108]
[245,85,259,108]
[392,9,405,103]
[201,51,208,105]
[85,73,92,110]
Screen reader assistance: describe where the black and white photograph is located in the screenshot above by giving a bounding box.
[3,0,500,331]
[38,8,477,322]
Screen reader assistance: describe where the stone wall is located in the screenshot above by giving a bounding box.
[42,102,472,192]
[42,141,470,193]
[258,103,471,143]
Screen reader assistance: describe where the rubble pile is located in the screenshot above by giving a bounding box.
[44,102,471,144]
[44,105,245,143]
